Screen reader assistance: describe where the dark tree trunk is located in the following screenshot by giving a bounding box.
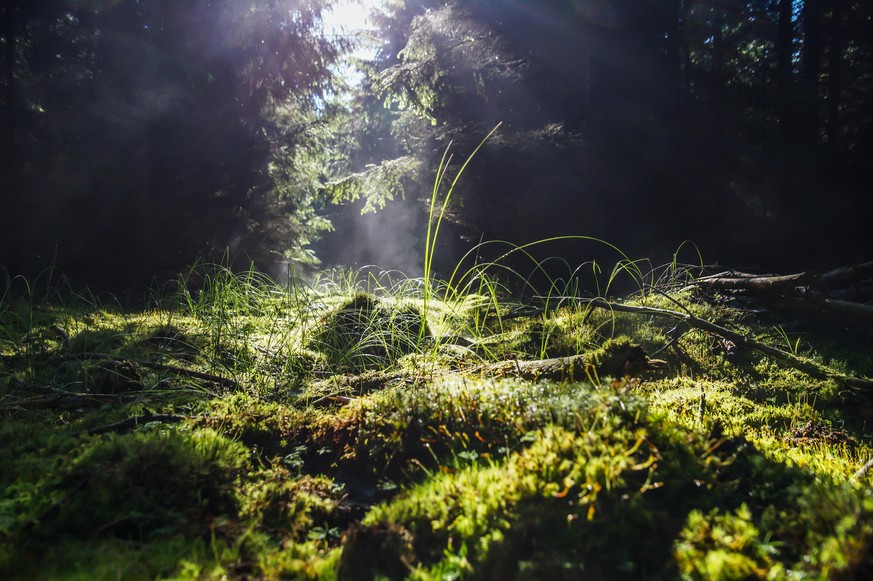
[712,11,724,87]
[2,0,17,260]
[776,0,794,141]
[707,2,726,122]
[3,0,15,169]
[663,0,684,113]
[800,0,824,145]
[826,0,846,153]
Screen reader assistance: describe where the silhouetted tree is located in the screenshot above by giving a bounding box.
[0,0,345,289]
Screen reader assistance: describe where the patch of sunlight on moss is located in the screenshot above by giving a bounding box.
[168,535,340,580]
[644,378,762,433]
[238,468,343,538]
[362,422,665,577]
[200,392,316,453]
[751,432,870,482]
[544,307,599,352]
[678,480,873,579]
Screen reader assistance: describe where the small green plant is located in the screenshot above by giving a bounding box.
[773,325,803,356]
[423,123,502,332]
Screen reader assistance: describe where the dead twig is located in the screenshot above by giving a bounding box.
[475,340,666,381]
[852,457,873,482]
[82,410,195,436]
[84,353,240,390]
[309,395,355,408]
[3,394,136,410]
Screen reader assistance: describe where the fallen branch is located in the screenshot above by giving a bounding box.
[695,272,814,294]
[853,457,873,482]
[82,410,194,436]
[693,262,873,330]
[696,261,873,291]
[576,298,873,392]
[2,379,139,410]
[86,353,240,390]
[309,395,355,408]
[478,338,667,382]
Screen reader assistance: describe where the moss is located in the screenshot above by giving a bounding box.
[15,429,245,542]
[4,269,873,579]
[198,393,315,457]
[238,468,344,539]
[360,391,697,578]
[675,504,780,580]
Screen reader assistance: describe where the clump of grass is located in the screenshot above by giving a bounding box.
[308,292,431,373]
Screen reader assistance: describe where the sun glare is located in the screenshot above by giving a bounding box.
[323,0,385,85]
[323,0,382,38]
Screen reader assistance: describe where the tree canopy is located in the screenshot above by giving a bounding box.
[320,0,873,277]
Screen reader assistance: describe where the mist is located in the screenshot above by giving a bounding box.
[315,194,427,278]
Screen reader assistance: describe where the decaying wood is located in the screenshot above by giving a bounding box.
[696,261,873,291]
[853,457,873,482]
[95,354,240,390]
[479,341,667,382]
[694,262,873,330]
[818,261,873,288]
[695,271,814,293]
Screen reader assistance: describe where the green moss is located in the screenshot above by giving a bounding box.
[675,504,780,580]
[238,468,343,538]
[6,429,245,545]
[3,268,873,578]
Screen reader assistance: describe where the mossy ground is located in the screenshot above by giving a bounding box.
[1,267,872,579]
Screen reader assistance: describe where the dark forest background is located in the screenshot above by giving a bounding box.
[2,0,872,291]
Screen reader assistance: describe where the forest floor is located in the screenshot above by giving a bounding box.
[2,262,873,580]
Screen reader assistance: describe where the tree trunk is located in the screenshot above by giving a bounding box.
[1,0,16,258]
[775,0,794,142]
[680,0,692,98]
[800,0,824,145]
[663,0,684,113]
[3,0,15,171]
[711,8,724,89]
[826,0,846,152]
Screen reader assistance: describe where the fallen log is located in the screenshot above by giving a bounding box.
[479,338,667,382]
[695,272,814,294]
[696,261,873,292]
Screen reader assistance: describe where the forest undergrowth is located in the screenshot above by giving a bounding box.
[2,255,873,580]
